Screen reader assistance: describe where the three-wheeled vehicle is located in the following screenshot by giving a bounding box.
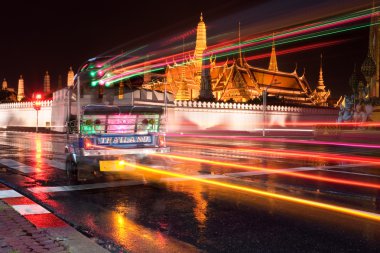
[65,104,169,182]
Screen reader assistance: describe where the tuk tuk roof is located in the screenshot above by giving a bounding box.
[83,105,164,115]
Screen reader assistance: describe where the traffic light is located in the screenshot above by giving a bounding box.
[33,93,42,111]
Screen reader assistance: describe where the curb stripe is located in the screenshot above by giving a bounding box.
[2,197,35,205]
[0,187,68,228]
[24,213,68,228]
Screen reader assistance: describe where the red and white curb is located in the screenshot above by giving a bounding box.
[0,184,68,228]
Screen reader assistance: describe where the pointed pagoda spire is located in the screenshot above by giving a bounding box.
[268,33,278,71]
[317,54,326,91]
[67,66,74,87]
[181,36,186,81]
[1,78,7,90]
[194,12,207,74]
[44,71,51,93]
[292,62,298,75]
[17,75,25,101]
[238,21,243,66]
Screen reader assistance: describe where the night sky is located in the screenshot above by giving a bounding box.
[0,0,375,99]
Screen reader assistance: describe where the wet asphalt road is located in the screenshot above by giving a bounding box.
[0,131,380,252]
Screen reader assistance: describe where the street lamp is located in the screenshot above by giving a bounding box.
[33,93,42,133]
[262,78,281,137]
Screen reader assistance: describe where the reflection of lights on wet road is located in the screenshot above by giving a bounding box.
[123,161,380,222]
[110,210,197,252]
[168,141,380,165]
[35,135,42,172]
[153,153,380,190]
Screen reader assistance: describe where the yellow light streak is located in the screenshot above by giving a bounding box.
[152,154,380,190]
[124,161,380,222]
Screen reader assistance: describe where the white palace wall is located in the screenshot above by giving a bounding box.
[167,100,338,132]
[0,90,338,132]
[0,101,52,129]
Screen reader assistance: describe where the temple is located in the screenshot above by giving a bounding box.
[67,66,74,87]
[145,14,331,106]
[368,1,379,98]
[17,75,25,101]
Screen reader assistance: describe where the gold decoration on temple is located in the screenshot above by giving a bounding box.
[146,14,331,105]
[268,33,278,72]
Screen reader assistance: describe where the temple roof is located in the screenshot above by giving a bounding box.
[212,60,312,97]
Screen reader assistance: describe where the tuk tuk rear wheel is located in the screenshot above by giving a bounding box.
[66,155,78,183]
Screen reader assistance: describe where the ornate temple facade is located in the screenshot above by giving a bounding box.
[368,3,379,98]
[145,14,331,106]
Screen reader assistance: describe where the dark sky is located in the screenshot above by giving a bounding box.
[0,0,375,98]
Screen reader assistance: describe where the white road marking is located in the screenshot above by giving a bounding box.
[12,204,50,215]
[0,159,36,173]
[320,163,368,169]
[41,158,65,170]
[162,163,372,182]
[0,158,65,172]
[326,169,380,178]
[0,189,23,198]
[28,180,146,193]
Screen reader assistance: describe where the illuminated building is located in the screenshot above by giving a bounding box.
[17,75,25,101]
[2,78,15,93]
[43,71,51,94]
[67,66,74,87]
[148,14,331,106]
[2,78,7,90]
[367,2,379,98]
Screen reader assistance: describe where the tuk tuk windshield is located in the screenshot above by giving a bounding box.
[80,105,163,135]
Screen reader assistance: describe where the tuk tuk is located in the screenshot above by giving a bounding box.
[65,104,169,182]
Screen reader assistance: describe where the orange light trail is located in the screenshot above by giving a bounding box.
[152,153,380,190]
[168,141,380,165]
[123,161,380,222]
[167,133,380,149]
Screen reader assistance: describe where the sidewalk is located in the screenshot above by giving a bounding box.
[0,184,109,253]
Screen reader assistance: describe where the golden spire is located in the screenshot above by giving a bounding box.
[67,66,74,87]
[317,54,326,91]
[182,36,185,81]
[17,75,25,101]
[194,12,207,74]
[1,78,7,90]
[44,70,51,93]
[268,33,278,72]
[238,22,243,66]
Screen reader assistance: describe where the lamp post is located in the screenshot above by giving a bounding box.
[262,78,281,137]
[33,93,42,133]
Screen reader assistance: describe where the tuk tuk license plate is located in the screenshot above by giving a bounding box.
[99,160,135,172]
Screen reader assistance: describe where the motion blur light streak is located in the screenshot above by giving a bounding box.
[168,133,380,149]
[168,141,380,165]
[92,8,378,86]
[123,162,380,222]
[152,153,380,190]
